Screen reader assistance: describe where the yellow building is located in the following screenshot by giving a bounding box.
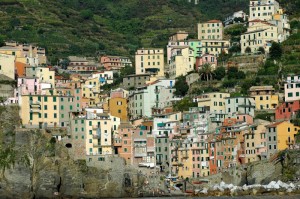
[82,77,101,107]
[249,86,279,110]
[177,148,193,179]
[196,92,230,113]
[0,53,15,80]
[266,121,300,158]
[135,48,165,77]
[20,89,76,128]
[198,20,224,40]
[244,120,270,163]
[108,97,128,122]
[169,46,195,78]
[201,39,230,56]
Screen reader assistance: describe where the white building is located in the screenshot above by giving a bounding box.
[241,20,278,54]
[128,80,176,119]
[249,0,280,22]
[225,97,256,117]
[284,75,300,102]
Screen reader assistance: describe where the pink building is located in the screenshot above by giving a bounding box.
[17,77,42,95]
[196,54,217,71]
[236,114,254,125]
[100,55,132,70]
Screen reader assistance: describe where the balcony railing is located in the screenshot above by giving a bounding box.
[93,134,101,139]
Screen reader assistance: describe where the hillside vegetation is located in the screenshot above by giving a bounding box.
[0,0,250,63]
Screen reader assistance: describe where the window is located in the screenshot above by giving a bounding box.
[44,96,48,102]
[44,105,47,110]
[54,113,57,118]
[288,92,293,97]
[89,139,92,143]
[44,113,47,118]
[53,97,56,102]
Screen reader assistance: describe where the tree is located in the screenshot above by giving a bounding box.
[214,66,226,80]
[269,42,282,60]
[245,47,251,53]
[258,47,265,54]
[227,67,245,80]
[174,75,189,97]
[80,9,93,20]
[199,64,214,81]
[229,45,241,54]
[173,97,197,112]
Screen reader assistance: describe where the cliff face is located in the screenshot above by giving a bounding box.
[0,129,145,198]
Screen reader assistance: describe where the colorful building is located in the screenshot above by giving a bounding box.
[249,86,279,110]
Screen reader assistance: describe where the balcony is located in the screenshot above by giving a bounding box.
[211,118,222,122]
[92,125,100,130]
[30,107,41,113]
[239,153,245,158]
[255,144,265,149]
[93,134,101,139]
[29,101,41,106]
[147,147,155,152]
[134,152,147,157]
[93,143,111,147]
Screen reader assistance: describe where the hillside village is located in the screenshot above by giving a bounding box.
[0,0,300,191]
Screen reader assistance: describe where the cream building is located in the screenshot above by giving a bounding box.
[0,42,47,65]
[20,89,76,128]
[169,46,195,78]
[35,67,55,88]
[82,77,101,107]
[135,48,165,77]
[70,111,119,160]
[201,39,230,56]
[0,53,15,80]
[241,20,278,54]
[198,20,224,40]
[195,92,230,113]
[249,0,280,21]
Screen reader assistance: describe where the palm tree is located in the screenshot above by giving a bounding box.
[199,63,214,82]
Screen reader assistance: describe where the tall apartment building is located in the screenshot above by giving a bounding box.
[128,80,176,119]
[167,40,202,64]
[198,20,224,40]
[249,0,280,21]
[70,111,120,161]
[20,89,77,128]
[169,46,195,78]
[135,48,165,77]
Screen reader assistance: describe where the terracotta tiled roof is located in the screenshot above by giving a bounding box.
[206,19,222,23]
[265,121,284,128]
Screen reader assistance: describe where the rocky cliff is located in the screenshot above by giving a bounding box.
[0,128,148,198]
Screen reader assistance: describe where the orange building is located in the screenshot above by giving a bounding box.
[108,97,128,121]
